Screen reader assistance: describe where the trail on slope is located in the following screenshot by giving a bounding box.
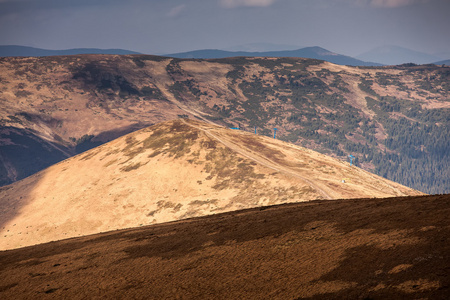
[183,120,332,200]
[150,59,215,125]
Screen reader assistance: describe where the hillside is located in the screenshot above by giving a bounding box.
[0,194,448,299]
[0,54,448,193]
[0,119,421,250]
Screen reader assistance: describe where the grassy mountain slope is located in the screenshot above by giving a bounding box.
[0,54,448,193]
[0,119,421,250]
[1,194,448,299]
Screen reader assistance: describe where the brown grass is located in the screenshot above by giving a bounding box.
[0,194,448,299]
[0,119,422,251]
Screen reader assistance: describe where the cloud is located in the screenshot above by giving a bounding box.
[167,4,186,17]
[219,0,277,9]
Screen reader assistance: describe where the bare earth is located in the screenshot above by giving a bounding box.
[0,194,448,299]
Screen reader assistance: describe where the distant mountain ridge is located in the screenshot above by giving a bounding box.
[3,45,446,66]
[0,45,140,57]
[356,45,443,66]
[224,42,301,52]
[433,59,450,66]
[166,46,382,67]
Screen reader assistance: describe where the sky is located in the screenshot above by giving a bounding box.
[0,0,449,57]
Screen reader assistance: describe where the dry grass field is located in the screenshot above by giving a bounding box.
[0,194,448,299]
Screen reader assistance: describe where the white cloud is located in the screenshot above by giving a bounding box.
[219,0,277,9]
[167,4,186,17]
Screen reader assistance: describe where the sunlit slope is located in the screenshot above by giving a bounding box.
[0,119,422,250]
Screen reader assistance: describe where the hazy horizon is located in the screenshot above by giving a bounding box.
[0,0,449,58]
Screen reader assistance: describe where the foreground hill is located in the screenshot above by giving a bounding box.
[0,54,448,193]
[0,194,448,299]
[0,119,421,250]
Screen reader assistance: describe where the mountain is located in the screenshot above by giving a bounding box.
[356,45,442,66]
[433,59,450,65]
[0,54,448,193]
[1,194,448,298]
[166,46,382,66]
[0,119,422,250]
[0,45,140,57]
[224,42,302,52]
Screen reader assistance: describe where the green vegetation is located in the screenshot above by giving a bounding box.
[1,55,448,193]
[140,86,165,100]
[70,58,450,193]
[180,58,449,194]
[72,61,140,96]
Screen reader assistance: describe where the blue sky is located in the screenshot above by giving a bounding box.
[0,0,449,57]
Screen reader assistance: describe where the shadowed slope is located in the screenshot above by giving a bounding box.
[0,119,422,250]
[0,194,448,299]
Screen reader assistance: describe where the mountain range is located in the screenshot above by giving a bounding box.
[0,45,379,66]
[165,46,382,66]
[0,45,140,57]
[2,44,448,66]
[223,42,302,52]
[434,59,450,66]
[356,45,444,66]
[0,54,448,195]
